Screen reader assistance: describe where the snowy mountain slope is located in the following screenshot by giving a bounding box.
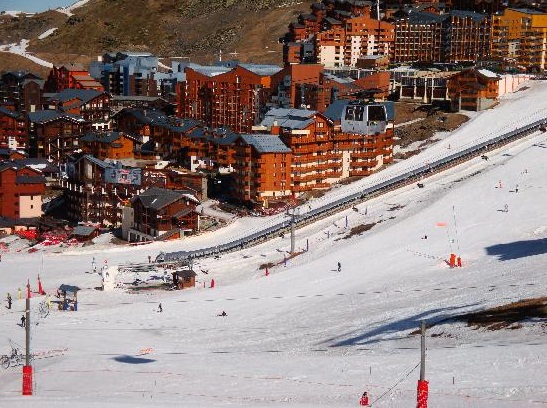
[0,82,546,407]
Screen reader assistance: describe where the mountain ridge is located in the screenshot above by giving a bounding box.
[0,0,314,73]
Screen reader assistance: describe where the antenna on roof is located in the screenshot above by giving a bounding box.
[229,50,239,58]
[218,49,222,62]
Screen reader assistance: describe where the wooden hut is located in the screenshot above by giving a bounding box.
[172,269,197,289]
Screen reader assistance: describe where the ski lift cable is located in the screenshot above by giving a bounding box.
[370,361,420,406]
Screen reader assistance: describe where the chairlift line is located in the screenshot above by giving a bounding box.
[162,117,547,262]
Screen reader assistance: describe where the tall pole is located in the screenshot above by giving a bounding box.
[290,210,295,254]
[25,297,30,366]
[22,295,33,395]
[419,321,425,381]
[416,321,428,408]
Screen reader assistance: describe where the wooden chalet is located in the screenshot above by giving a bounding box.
[447,69,501,112]
[128,187,200,242]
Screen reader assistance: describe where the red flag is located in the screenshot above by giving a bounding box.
[436,222,447,227]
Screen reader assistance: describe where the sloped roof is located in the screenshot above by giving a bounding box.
[239,134,291,154]
[238,63,283,77]
[133,187,199,210]
[72,225,97,237]
[16,175,46,184]
[27,110,86,124]
[477,69,500,80]
[0,106,20,119]
[260,108,317,130]
[50,89,104,105]
[81,131,123,143]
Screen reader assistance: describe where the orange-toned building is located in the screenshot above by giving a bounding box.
[255,108,337,193]
[232,134,292,203]
[492,8,547,71]
[283,0,393,67]
[80,131,136,160]
[447,69,500,111]
[177,63,282,133]
[129,187,200,242]
[45,64,104,93]
[316,14,395,68]
[0,162,46,219]
[0,106,27,150]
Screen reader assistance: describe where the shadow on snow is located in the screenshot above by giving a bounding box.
[112,355,156,364]
[486,238,547,261]
[326,303,477,348]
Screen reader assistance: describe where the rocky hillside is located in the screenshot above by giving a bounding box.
[0,0,314,73]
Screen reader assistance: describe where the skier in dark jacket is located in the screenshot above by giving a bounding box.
[7,293,12,309]
[337,262,341,272]
[21,315,26,327]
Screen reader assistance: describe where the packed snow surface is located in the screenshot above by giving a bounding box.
[1,81,547,407]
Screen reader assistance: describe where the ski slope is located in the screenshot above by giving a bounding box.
[0,80,546,407]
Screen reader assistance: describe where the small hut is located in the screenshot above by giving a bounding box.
[172,270,197,289]
[57,284,80,311]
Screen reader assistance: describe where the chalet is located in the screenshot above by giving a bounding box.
[71,224,99,241]
[128,187,200,242]
[0,162,46,219]
[27,110,90,163]
[232,134,292,204]
[46,89,111,130]
[447,69,501,112]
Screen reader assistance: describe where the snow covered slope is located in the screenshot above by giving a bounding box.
[0,81,546,407]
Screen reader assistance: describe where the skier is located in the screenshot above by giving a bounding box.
[148,255,152,263]
[504,203,509,213]
[337,262,341,272]
[360,391,370,406]
[218,311,227,317]
[20,315,26,327]
[6,293,12,309]
[158,303,163,313]
[91,258,96,273]
[515,185,519,193]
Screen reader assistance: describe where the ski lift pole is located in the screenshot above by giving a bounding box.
[22,296,32,395]
[416,321,428,408]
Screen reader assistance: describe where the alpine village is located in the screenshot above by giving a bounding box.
[0,0,545,246]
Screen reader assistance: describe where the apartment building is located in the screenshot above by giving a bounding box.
[0,71,44,115]
[177,63,282,133]
[232,134,292,203]
[492,8,547,71]
[44,64,104,93]
[393,10,491,64]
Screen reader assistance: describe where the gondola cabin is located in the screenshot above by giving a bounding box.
[341,101,388,135]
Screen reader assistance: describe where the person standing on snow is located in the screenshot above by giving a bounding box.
[20,315,26,327]
[360,391,370,406]
[158,303,163,313]
[337,262,341,272]
[6,293,12,309]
